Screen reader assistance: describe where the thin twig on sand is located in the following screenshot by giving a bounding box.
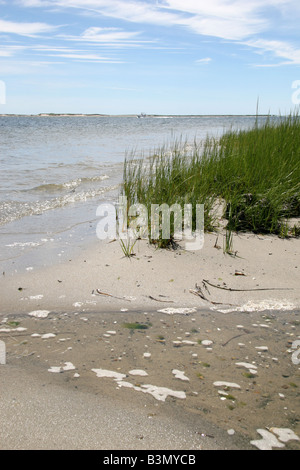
[95,289,132,301]
[202,279,293,292]
[148,295,174,303]
[189,284,230,306]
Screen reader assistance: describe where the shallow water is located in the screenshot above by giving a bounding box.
[0,114,273,271]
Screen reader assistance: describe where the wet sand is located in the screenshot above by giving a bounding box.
[0,232,299,450]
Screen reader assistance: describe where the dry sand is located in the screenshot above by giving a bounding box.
[0,230,299,450]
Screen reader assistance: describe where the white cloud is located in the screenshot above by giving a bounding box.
[244,38,300,65]
[0,50,12,57]
[195,57,212,64]
[18,0,181,24]
[60,26,158,49]
[30,44,124,63]
[162,0,300,40]
[17,0,45,5]
[32,45,80,53]
[165,0,267,38]
[0,18,56,36]
[0,45,26,56]
[48,52,124,63]
[14,0,300,64]
[183,15,263,40]
[0,42,125,64]
[80,27,141,43]
[17,0,300,42]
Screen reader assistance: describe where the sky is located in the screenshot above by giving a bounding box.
[0,0,300,115]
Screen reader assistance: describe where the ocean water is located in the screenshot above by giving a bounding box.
[0,114,271,271]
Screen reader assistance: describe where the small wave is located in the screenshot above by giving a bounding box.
[30,174,109,193]
[81,175,110,183]
[31,182,76,192]
[0,183,119,226]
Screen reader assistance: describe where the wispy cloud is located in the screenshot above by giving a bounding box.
[18,0,183,25]
[31,44,126,63]
[60,26,155,49]
[244,38,300,66]
[195,57,212,65]
[79,27,141,43]
[0,18,56,36]
[163,0,268,40]
[17,0,297,40]
[47,52,125,63]
[0,45,26,56]
[11,0,300,66]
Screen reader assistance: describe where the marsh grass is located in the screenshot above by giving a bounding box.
[122,113,300,246]
[119,236,137,258]
[223,228,234,255]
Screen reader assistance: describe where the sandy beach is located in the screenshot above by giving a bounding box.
[2,0,300,454]
[1,230,300,450]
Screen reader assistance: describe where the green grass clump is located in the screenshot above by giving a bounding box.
[119,237,137,258]
[122,113,300,247]
[225,394,236,401]
[201,362,211,368]
[7,321,20,327]
[243,372,256,379]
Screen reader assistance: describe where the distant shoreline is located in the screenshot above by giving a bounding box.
[0,113,276,118]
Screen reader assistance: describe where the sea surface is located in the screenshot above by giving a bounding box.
[0,114,272,272]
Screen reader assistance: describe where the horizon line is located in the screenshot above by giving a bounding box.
[0,112,280,117]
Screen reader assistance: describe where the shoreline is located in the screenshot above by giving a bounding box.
[1,230,299,450]
[0,113,275,118]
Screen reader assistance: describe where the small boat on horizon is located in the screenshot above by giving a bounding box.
[137,112,147,118]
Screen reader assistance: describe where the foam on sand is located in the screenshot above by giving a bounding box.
[28,310,50,318]
[92,367,186,402]
[251,428,299,450]
[215,299,296,313]
[117,381,186,402]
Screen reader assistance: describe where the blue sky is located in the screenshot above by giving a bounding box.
[0,0,300,114]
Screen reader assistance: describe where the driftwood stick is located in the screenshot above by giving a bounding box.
[222,333,246,347]
[202,279,293,293]
[189,287,235,306]
[149,295,174,303]
[95,289,132,301]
